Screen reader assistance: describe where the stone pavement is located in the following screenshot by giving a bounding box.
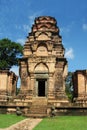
[0,118,42,130]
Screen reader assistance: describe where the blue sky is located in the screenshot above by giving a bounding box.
[0,0,87,77]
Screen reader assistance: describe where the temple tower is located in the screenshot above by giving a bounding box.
[19,16,68,115]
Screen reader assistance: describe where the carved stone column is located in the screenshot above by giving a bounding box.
[30,74,35,97]
[48,73,55,99]
[19,58,29,96]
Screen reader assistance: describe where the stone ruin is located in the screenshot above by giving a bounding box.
[0,16,87,117]
[0,70,18,100]
[73,70,87,103]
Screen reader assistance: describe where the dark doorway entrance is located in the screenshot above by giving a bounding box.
[38,79,46,97]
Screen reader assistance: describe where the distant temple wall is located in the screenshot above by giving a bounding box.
[73,70,87,99]
[0,70,18,98]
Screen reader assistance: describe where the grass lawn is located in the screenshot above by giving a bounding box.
[34,116,87,130]
[0,114,26,128]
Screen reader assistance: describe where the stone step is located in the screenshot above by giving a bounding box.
[29,110,47,114]
[29,105,47,114]
[26,98,48,117]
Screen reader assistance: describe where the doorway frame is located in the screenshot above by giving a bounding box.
[35,78,48,97]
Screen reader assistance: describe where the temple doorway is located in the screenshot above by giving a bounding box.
[37,79,47,97]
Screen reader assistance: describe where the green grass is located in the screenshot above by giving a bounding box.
[0,114,26,128]
[34,116,87,130]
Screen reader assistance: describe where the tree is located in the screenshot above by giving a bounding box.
[0,38,23,70]
[16,87,20,95]
[65,72,74,102]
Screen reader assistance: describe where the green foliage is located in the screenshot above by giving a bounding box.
[0,114,26,128]
[0,38,23,70]
[34,116,87,130]
[65,72,73,102]
[16,87,20,95]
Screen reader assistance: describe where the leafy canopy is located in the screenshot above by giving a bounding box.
[65,72,73,101]
[0,38,23,70]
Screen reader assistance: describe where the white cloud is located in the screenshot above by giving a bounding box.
[23,24,31,32]
[10,66,19,76]
[65,48,74,59]
[82,24,87,31]
[16,38,25,45]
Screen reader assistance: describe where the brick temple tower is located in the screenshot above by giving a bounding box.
[19,16,68,116]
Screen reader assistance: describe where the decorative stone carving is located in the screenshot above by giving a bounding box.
[34,63,48,73]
